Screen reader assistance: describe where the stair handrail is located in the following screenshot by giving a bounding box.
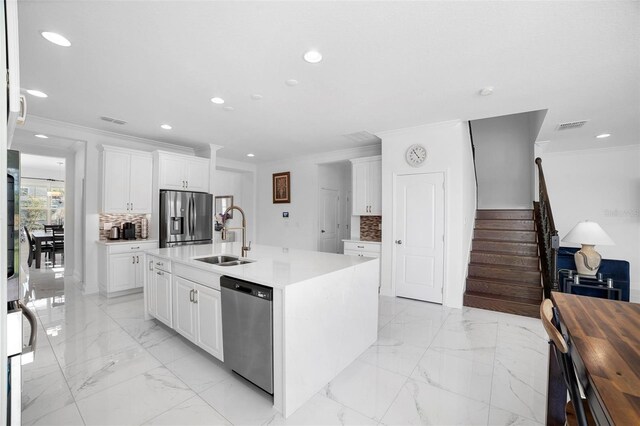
[534,157,559,298]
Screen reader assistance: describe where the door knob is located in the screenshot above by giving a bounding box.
[395,240,403,245]
[321,230,326,233]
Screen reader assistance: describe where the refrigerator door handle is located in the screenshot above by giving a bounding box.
[190,194,196,237]
[18,301,37,363]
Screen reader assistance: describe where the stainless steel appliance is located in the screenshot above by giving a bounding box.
[220,276,273,394]
[108,225,120,240]
[5,150,37,425]
[159,190,213,248]
[122,222,136,240]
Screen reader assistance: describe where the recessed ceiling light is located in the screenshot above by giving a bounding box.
[40,31,71,47]
[34,134,48,139]
[247,153,255,157]
[303,50,323,64]
[596,133,611,139]
[251,94,263,101]
[211,97,225,104]
[160,124,172,130]
[479,86,494,96]
[26,89,48,98]
[285,79,299,87]
[223,106,235,112]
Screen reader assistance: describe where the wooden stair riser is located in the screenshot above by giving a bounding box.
[476,210,534,220]
[468,264,541,284]
[466,278,542,303]
[472,240,538,256]
[463,293,540,318]
[470,252,539,270]
[474,229,537,243]
[475,219,535,231]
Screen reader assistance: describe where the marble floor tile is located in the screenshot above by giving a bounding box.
[495,321,549,374]
[115,317,177,348]
[381,378,490,426]
[50,326,141,368]
[100,296,146,320]
[25,402,85,426]
[199,376,279,425]
[377,313,395,330]
[76,366,195,425]
[428,315,498,365]
[164,349,233,393]
[143,395,230,425]
[21,363,76,425]
[410,349,494,404]
[488,406,544,426]
[145,333,200,365]
[377,316,443,348]
[267,393,378,425]
[357,337,426,376]
[321,359,407,421]
[490,359,547,424]
[63,344,162,401]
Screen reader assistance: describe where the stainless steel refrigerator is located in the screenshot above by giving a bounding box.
[159,190,213,248]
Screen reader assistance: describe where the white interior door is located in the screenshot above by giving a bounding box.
[318,188,339,253]
[394,173,445,303]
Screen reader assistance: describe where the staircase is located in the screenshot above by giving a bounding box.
[463,209,543,318]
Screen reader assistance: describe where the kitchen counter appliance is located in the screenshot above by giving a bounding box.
[122,222,136,240]
[159,190,212,247]
[220,276,273,394]
[108,225,120,240]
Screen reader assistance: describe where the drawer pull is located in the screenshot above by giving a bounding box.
[156,262,163,266]
[131,246,140,250]
[357,245,364,248]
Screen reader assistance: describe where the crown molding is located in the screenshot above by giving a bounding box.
[23,115,197,154]
[540,143,640,158]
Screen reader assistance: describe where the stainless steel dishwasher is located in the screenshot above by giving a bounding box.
[220,276,273,394]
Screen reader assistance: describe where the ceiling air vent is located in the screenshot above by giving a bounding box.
[343,131,381,143]
[100,116,127,125]
[557,120,588,130]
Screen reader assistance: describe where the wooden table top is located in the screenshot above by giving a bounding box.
[31,229,64,238]
[552,292,640,425]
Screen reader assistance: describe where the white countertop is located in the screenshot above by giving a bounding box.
[144,242,375,289]
[342,239,381,244]
[97,239,158,245]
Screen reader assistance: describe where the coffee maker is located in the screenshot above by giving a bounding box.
[122,222,136,240]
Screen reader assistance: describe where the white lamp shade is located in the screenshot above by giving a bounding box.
[562,221,615,246]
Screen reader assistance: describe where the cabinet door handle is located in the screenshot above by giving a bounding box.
[186,180,188,188]
[131,202,134,211]
[193,289,198,303]
[131,247,140,250]
[149,261,153,271]
[136,256,139,263]
[357,245,364,248]
[156,261,163,266]
[156,271,163,276]
[189,289,193,302]
[132,256,135,264]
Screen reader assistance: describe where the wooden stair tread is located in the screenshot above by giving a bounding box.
[466,276,543,288]
[468,262,540,273]
[471,249,538,258]
[472,239,537,245]
[464,290,539,304]
[463,292,541,318]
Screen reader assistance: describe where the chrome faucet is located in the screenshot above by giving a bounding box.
[221,205,251,257]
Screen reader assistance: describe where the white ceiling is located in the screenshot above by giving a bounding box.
[18,1,640,161]
[21,153,65,181]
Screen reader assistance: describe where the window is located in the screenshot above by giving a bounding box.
[20,178,65,230]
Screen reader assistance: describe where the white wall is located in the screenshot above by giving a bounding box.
[256,146,380,250]
[540,145,640,302]
[471,110,544,209]
[379,120,477,308]
[21,153,65,181]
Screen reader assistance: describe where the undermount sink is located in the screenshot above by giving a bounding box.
[194,255,239,265]
[194,255,255,267]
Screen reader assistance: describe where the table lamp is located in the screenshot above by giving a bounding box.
[562,221,614,276]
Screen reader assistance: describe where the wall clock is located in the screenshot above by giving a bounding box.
[405,144,427,167]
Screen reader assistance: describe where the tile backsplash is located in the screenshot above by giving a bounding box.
[99,213,150,240]
[360,216,382,241]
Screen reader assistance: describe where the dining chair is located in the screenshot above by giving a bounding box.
[44,224,63,233]
[540,299,595,426]
[52,227,64,265]
[23,226,36,267]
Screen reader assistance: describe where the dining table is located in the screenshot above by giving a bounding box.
[547,292,640,425]
[31,229,64,269]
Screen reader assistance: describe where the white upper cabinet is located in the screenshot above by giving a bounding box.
[156,151,210,192]
[350,156,382,216]
[101,146,153,214]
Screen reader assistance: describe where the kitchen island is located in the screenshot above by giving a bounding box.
[143,242,379,418]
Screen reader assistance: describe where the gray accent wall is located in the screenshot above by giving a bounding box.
[471,110,547,209]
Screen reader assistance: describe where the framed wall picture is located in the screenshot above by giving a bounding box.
[273,171,291,203]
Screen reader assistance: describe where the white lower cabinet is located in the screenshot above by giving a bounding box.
[98,241,158,296]
[145,260,224,362]
[343,241,381,258]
